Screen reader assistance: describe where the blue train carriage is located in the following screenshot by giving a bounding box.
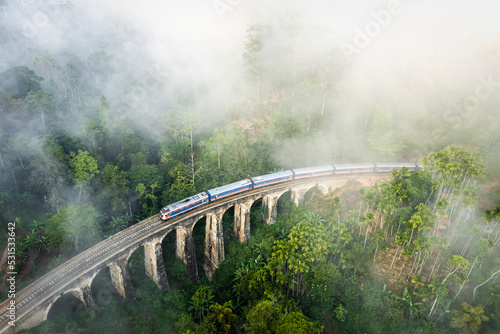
[333,163,376,174]
[206,179,253,201]
[291,165,334,179]
[374,162,417,173]
[250,170,294,188]
[159,192,209,220]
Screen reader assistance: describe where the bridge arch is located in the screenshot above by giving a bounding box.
[277,190,293,214]
[0,171,397,333]
[303,183,329,202]
[91,266,121,307]
[44,287,85,323]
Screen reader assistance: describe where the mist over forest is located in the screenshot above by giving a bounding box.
[0,0,499,333]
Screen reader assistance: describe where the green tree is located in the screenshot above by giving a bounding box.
[29,139,66,213]
[365,97,404,157]
[0,66,43,99]
[25,90,54,128]
[268,218,333,297]
[276,311,322,334]
[429,255,470,317]
[206,129,228,169]
[242,300,277,334]
[243,24,263,101]
[450,302,489,334]
[136,181,160,216]
[69,150,99,201]
[207,301,238,333]
[99,95,111,126]
[46,203,102,251]
[188,286,214,323]
[101,164,128,215]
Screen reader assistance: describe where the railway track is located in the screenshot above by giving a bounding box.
[0,173,380,332]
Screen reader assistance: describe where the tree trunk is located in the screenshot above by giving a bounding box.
[17,152,26,170]
[190,130,193,151]
[429,297,438,317]
[363,226,369,249]
[397,262,405,279]
[473,268,500,300]
[427,250,441,282]
[454,256,477,300]
[390,246,400,269]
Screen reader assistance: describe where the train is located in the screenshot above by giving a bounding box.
[159,162,422,220]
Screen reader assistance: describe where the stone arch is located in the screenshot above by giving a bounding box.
[117,246,139,269]
[91,266,120,307]
[126,244,148,286]
[274,190,296,218]
[303,183,329,204]
[44,288,82,323]
[154,229,173,246]
[248,197,265,236]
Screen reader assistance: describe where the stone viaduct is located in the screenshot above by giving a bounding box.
[0,173,387,333]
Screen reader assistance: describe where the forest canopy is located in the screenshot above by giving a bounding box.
[0,1,499,333]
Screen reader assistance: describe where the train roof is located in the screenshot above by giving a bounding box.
[251,170,293,182]
[207,179,252,196]
[334,163,375,169]
[374,162,416,168]
[292,165,333,174]
[161,192,208,213]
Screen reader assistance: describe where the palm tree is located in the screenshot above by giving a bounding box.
[450,302,489,334]
[208,301,238,333]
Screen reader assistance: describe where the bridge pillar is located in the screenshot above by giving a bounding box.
[69,275,99,310]
[262,195,278,225]
[70,285,98,310]
[144,238,170,292]
[204,209,225,281]
[234,199,254,242]
[109,253,136,300]
[291,188,308,207]
[176,226,199,283]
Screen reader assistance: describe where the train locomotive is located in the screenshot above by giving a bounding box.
[159,162,422,221]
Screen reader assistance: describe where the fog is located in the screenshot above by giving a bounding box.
[2,1,499,161]
[1,1,500,332]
